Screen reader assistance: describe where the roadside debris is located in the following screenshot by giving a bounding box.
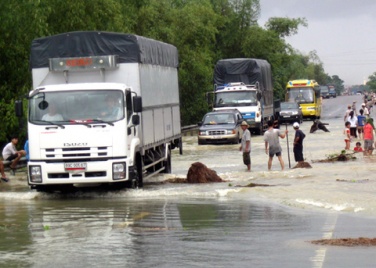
[312,150,356,163]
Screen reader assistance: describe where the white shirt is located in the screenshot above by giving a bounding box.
[347,115,358,128]
[2,142,16,160]
[363,106,369,116]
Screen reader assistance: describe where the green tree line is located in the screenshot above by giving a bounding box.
[0,0,344,147]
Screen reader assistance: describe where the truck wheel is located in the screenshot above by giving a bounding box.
[127,155,143,189]
[136,157,143,188]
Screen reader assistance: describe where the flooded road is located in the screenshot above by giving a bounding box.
[2,95,376,267]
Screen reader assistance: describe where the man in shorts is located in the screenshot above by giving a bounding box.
[239,121,251,171]
[264,120,287,171]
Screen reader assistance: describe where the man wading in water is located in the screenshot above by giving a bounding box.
[264,120,287,171]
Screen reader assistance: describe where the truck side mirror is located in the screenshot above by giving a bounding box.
[15,100,23,117]
[132,114,140,125]
[133,96,142,113]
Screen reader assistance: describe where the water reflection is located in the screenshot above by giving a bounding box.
[0,197,323,267]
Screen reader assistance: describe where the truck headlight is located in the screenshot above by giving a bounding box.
[29,165,42,183]
[198,130,207,136]
[226,129,236,134]
[113,162,126,180]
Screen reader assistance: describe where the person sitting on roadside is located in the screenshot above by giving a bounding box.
[2,135,26,172]
[42,101,63,121]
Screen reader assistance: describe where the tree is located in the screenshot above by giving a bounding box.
[366,72,376,92]
[265,17,307,38]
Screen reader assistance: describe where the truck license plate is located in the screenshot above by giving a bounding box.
[64,162,87,171]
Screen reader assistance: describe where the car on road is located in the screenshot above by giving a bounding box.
[278,102,303,124]
[197,109,244,145]
[320,85,330,99]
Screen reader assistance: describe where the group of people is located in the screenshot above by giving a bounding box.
[343,101,375,155]
[0,136,27,183]
[239,120,305,171]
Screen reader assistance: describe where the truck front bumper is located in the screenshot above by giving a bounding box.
[28,159,129,186]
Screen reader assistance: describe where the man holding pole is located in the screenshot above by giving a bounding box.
[264,120,288,171]
[292,122,306,165]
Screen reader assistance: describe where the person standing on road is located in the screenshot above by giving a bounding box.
[363,118,375,156]
[293,122,306,165]
[344,105,352,122]
[357,109,366,140]
[264,120,287,171]
[347,110,358,139]
[352,101,357,116]
[362,103,370,117]
[239,121,251,171]
[344,121,351,150]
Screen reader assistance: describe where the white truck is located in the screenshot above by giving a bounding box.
[16,31,182,192]
[209,58,279,134]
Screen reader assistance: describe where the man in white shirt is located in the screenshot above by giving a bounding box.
[42,102,63,121]
[2,136,26,171]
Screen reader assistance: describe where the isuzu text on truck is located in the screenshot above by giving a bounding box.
[16,31,182,192]
[208,58,279,134]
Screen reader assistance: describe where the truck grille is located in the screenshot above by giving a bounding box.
[44,147,108,159]
[208,130,226,135]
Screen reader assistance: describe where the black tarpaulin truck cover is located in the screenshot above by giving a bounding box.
[30,31,179,69]
[213,58,272,93]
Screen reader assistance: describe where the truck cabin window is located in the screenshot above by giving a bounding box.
[29,90,124,124]
[215,91,257,107]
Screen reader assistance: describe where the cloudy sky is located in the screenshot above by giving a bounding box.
[258,0,376,86]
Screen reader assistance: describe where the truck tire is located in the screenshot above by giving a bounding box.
[127,154,143,189]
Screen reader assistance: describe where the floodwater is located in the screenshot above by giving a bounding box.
[1,95,376,267]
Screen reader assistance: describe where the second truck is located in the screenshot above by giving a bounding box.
[208,58,279,134]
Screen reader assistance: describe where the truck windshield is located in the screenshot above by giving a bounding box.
[29,90,124,125]
[214,91,257,107]
[286,88,315,104]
